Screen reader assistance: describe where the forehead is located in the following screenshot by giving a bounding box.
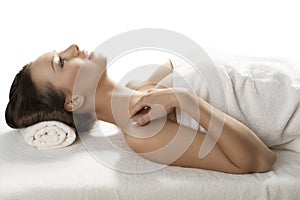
[33,51,55,65]
[29,51,55,87]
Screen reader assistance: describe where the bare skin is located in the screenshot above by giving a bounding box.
[30,44,276,174]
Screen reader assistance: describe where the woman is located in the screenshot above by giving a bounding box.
[5,44,276,174]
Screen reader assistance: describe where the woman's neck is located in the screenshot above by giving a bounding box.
[94,74,145,126]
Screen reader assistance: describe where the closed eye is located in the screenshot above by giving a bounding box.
[59,57,65,68]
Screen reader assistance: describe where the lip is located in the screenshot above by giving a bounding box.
[82,50,89,60]
[83,50,94,61]
[82,50,86,55]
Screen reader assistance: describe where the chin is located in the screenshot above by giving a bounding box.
[92,53,107,69]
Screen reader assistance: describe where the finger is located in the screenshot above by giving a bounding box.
[137,114,151,126]
[130,102,149,118]
[137,105,166,126]
[147,89,154,93]
[130,104,145,118]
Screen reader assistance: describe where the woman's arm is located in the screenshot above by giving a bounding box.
[178,90,277,173]
[129,89,277,173]
[124,119,246,174]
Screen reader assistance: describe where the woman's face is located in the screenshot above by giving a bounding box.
[30,44,107,96]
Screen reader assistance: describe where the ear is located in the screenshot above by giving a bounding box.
[64,95,85,112]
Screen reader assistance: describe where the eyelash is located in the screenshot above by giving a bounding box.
[59,57,65,68]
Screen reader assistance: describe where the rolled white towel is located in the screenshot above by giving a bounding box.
[19,121,77,150]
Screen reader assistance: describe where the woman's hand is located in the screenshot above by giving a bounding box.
[130,88,185,126]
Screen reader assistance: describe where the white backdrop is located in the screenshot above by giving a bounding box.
[1,0,300,133]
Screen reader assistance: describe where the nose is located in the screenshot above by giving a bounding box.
[68,44,88,59]
[60,44,80,59]
[69,44,80,56]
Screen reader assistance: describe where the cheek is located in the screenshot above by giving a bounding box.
[57,65,81,92]
[67,69,79,88]
[71,63,100,95]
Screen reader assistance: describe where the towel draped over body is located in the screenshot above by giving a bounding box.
[172,48,300,153]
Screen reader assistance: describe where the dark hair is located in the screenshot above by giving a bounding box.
[5,64,96,132]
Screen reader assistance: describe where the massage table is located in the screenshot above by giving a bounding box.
[1,120,300,200]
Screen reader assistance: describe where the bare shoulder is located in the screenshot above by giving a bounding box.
[123,119,201,166]
[123,119,180,153]
[125,80,157,91]
[125,59,174,91]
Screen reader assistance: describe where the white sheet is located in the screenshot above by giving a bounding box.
[1,121,300,200]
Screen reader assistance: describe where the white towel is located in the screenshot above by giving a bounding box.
[172,48,300,154]
[19,121,77,150]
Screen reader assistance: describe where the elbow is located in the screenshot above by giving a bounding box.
[253,150,277,173]
[239,150,277,174]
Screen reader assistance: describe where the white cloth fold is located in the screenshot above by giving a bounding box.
[171,48,300,153]
[19,121,76,149]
